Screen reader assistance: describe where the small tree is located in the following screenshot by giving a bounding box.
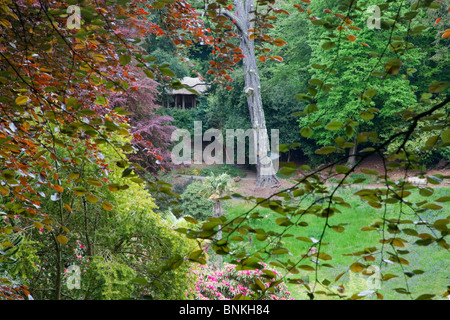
[179,181,214,221]
[200,173,233,268]
[201,173,233,219]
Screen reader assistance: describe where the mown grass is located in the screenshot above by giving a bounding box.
[223,187,450,300]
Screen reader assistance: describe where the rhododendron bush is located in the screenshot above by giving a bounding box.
[188,263,292,300]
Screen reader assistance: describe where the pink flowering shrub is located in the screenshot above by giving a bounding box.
[62,239,89,279]
[188,263,292,300]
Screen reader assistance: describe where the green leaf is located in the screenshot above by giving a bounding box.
[311,63,326,69]
[296,236,313,243]
[403,11,419,20]
[426,175,441,185]
[87,178,103,187]
[152,1,166,9]
[361,168,378,175]
[107,184,121,192]
[119,54,131,65]
[433,219,449,231]
[144,69,155,79]
[422,203,442,210]
[331,225,345,233]
[441,129,450,143]
[73,187,88,196]
[317,252,332,260]
[86,194,99,203]
[394,288,410,295]
[424,135,438,149]
[15,96,29,105]
[130,278,149,285]
[114,107,132,115]
[68,173,80,180]
[429,81,448,93]
[122,167,134,177]
[415,294,435,300]
[251,279,265,292]
[322,41,336,50]
[384,58,402,75]
[325,121,343,131]
[350,262,365,273]
[94,96,107,106]
[295,94,313,101]
[315,146,336,155]
[359,111,374,120]
[102,202,113,211]
[56,235,68,244]
[364,88,377,98]
[345,125,354,138]
[304,104,319,114]
[300,127,314,138]
[309,78,323,86]
[183,216,198,224]
[297,265,315,271]
[336,165,351,174]
[419,187,434,197]
[279,167,296,176]
[160,67,175,77]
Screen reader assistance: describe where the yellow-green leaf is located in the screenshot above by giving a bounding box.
[350,262,365,273]
[86,194,99,203]
[56,235,68,244]
[33,222,44,229]
[15,96,29,105]
[102,202,113,211]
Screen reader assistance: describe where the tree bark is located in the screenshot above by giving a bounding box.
[348,137,358,167]
[221,0,281,187]
[82,196,93,257]
[51,232,62,300]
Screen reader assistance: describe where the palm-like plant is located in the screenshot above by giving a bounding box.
[200,173,233,269]
[201,173,233,215]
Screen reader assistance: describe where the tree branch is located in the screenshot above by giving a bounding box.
[197,8,246,35]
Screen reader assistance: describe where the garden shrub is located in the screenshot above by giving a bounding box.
[200,165,247,178]
[179,181,213,221]
[83,256,136,300]
[187,263,292,300]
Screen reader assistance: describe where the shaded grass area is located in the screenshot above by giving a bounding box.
[223,187,450,300]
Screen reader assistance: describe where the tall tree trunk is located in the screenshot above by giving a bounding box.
[223,0,281,187]
[348,137,358,167]
[51,232,62,300]
[82,196,93,257]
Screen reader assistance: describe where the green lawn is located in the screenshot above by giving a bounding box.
[223,187,450,300]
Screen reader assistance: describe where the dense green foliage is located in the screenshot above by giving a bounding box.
[179,181,214,221]
[1,145,195,300]
[297,0,449,165]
